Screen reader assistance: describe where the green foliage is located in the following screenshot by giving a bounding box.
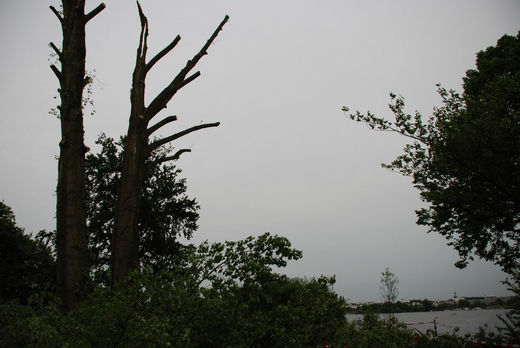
[345,32,520,273]
[0,295,67,347]
[338,316,416,347]
[497,272,520,343]
[0,233,350,347]
[335,313,475,348]
[215,275,347,347]
[0,201,55,304]
[85,134,199,284]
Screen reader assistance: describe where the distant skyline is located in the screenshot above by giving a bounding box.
[1,1,519,302]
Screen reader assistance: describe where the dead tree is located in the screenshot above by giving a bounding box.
[112,2,228,283]
[49,1,105,311]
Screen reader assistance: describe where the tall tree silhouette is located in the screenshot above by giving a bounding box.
[49,0,105,311]
[346,33,520,273]
[112,2,228,283]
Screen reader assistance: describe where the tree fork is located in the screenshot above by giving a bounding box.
[145,14,229,120]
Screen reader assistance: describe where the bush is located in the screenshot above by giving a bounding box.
[0,234,348,347]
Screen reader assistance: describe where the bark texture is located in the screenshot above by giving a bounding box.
[50,0,104,312]
[112,3,228,283]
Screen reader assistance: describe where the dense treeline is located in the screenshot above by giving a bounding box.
[349,298,514,315]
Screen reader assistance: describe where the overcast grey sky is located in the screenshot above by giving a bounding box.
[1,0,519,302]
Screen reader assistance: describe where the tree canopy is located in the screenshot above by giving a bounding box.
[86,134,199,285]
[0,201,55,303]
[345,32,520,273]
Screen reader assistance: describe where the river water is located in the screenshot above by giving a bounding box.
[346,309,509,336]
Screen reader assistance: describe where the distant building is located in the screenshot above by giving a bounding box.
[409,300,423,307]
[465,296,497,306]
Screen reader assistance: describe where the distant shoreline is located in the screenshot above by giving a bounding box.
[346,296,514,314]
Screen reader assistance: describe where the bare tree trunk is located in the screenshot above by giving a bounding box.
[112,2,228,283]
[111,63,147,281]
[50,0,104,312]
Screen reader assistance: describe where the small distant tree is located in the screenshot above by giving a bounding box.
[380,267,399,303]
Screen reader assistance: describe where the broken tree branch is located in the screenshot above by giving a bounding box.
[49,42,62,59]
[191,15,230,64]
[50,5,63,24]
[147,149,192,168]
[137,1,147,24]
[145,15,229,120]
[147,115,178,136]
[170,148,192,161]
[85,3,106,24]
[83,76,92,87]
[136,1,149,62]
[146,35,181,73]
[50,64,62,82]
[148,122,220,152]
